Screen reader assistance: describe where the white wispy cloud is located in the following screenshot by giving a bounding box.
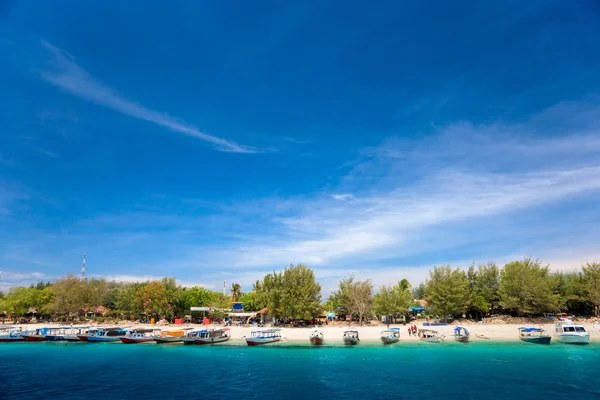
[331,193,353,200]
[99,274,213,289]
[39,41,257,154]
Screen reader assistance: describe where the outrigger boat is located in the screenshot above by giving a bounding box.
[518,327,551,344]
[182,329,205,344]
[86,327,129,342]
[194,328,231,345]
[309,327,324,345]
[418,329,443,343]
[46,326,92,341]
[245,328,282,346]
[153,328,193,344]
[77,328,99,342]
[343,329,360,345]
[20,327,51,342]
[452,326,470,343]
[120,328,161,344]
[554,320,590,344]
[0,327,25,342]
[380,328,400,344]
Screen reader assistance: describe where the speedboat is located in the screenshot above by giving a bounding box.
[343,329,360,345]
[120,328,160,344]
[554,320,590,344]
[380,328,400,344]
[86,327,129,342]
[452,326,470,343]
[245,328,282,346]
[309,327,324,345]
[518,327,551,344]
[418,329,443,343]
[194,328,231,345]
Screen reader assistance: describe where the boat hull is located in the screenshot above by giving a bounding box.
[45,335,67,341]
[309,337,324,345]
[20,335,48,342]
[0,337,23,342]
[555,334,590,345]
[521,337,551,345]
[120,337,154,344]
[380,337,399,345]
[77,335,89,342]
[194,336,230,345]
[86,336,122,342]
[245,338,281,346]
[420,337,441,343]
[64,335,82,342]
[454,336,469,343]
[343,338,359,345]
[154,337,183,344]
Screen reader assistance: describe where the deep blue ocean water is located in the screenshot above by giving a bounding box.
[1,341,599,399]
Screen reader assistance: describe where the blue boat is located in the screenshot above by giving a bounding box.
[518,327,551,344]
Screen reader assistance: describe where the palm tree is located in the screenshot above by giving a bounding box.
[396,279,411,292]
[230,283,242,302]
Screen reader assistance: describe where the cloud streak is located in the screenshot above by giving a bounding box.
[39,41,257,153]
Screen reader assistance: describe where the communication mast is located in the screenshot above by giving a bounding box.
[223,280,226,296]
[81,253,87,280]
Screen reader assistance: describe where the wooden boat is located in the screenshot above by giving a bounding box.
[153,328,192,344]
[309,327,324,345]
[554,321,589,344]
[86,327,129,342]
[20,328,51,342]
[194,328,231,345]
[78,328,99,342]
[418,329,443,343]
[0,327,25,342]
[452,326,470,343]
[343,329,360,345]
[518,327,551,344]
[245,328,282,346]
[120,328,160,344]
[46,326,92,341]
[380,328,400,344]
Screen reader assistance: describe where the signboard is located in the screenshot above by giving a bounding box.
[232,302,244,311]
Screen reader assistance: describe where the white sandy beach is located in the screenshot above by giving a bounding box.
[7,321,600,343]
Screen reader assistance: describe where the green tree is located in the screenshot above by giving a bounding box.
[582,261,600,316]
[331,276,373,325]
[498,258,558,315]
[426,265,469,322]
[281,264,322,319]
[373,284,411,327]
[237,291,264,311]
[230,283,242,302]
[411,283,427,300]
[136,281,171,318]
[254,271,285,319]
[46,275,86,319]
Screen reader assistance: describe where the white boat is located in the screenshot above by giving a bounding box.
[194,328,231,345]
[380,328,400,344]
[554,320,590,344]
[245,328,282,346]
[153,328,193,344]
[418,328,443,343]
[343,329,360,345]
[120,328,161,344]
[309,327,324,345]
[86,327,129,342]
[181,329,205,344]
[0,327,25,342]
[46,326,92,341]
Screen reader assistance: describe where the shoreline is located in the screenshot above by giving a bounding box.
[4,322,600,343]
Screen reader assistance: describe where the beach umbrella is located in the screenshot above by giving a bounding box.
[409,306,426,312]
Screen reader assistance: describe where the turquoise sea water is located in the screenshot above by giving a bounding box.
[1,341,599,399]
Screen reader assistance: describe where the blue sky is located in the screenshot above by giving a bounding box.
[1,1,600,294]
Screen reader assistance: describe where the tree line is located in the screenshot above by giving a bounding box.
[1,259,600,323]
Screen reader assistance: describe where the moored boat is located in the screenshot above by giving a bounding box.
[418,329,443,343]
[380,328,400,344]
[120,328,160,344]
[343,329,360,345]
[153,328,192,344]
[46,326,92,341]
[245,328,282,346]
[20,328,51,342]
[309,327,324,345]
[0,327,25,342]
[518,327,551,344]
[86,327,129,342]
[452,326,470,343]
[194,328,231,345]
[554,320,590,344]
[181,329,205,344]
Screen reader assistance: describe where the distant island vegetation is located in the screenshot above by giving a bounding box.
[1,258,599,323]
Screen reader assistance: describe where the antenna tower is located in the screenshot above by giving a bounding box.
[81,253,87,280]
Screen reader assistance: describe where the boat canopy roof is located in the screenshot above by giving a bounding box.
[519,327,543,332]
[131,328,160,333]
[344,329,359,333]
[252,328,281,333]
[389,327,400,331]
